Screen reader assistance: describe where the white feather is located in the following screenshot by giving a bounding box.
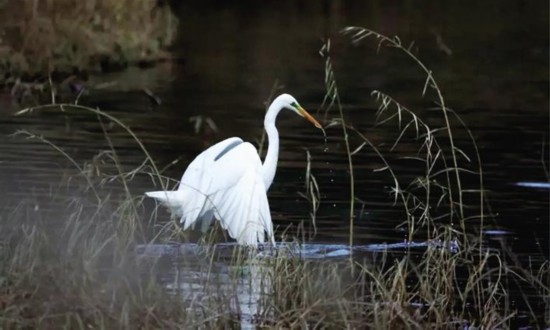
[145,94,321,246]
[146,140,273,246]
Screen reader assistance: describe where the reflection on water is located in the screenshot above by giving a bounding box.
[137,243,355,329]
[137,241,461,328]
[514,181,550,189]
[0,0,548,326]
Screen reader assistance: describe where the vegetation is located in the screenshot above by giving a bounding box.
[0,0,177,83]
[2,26,548,328]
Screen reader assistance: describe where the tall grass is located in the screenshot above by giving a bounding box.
[1,26,548,328]
[314,26,548,327]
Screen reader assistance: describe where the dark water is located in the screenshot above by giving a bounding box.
[0,0,548,325]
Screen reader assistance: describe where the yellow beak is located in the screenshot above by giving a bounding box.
[298,106,322,129]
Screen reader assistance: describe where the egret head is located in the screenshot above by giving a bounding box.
[276,93,322,128]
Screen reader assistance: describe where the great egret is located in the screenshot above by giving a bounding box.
[146,94,322,246]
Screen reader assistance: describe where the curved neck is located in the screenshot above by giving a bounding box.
[262,101,284,190]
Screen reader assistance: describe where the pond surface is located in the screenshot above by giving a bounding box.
[0,0,548,326]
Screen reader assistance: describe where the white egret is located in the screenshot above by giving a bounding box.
[146,94,322,246]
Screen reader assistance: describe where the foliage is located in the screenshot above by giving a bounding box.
[0,0,177,80]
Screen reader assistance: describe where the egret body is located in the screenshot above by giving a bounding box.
[146,94,321,246]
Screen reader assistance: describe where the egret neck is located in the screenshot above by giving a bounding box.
[262,98,284,190]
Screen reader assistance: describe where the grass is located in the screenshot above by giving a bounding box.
[1,26,548,328]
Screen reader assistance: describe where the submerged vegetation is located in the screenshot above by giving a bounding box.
[1,27,548,328]
[0,0,177,83]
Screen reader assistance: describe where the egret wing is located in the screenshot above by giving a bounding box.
[205,142,273,245]
[175,139,274,245]
[176,137,244,229]
[178,137,244,192]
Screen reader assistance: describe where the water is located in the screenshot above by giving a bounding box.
[0,0,548,326]
[136,240,460,328]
